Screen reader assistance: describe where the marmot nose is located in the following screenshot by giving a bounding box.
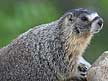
[91,17,103,34]
[97,19,103,27]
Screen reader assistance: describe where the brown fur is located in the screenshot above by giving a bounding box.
[64,32,93,77]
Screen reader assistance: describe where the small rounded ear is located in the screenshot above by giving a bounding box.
[61,12,74,20]
[58,12,74,27]
[66,13,74,22]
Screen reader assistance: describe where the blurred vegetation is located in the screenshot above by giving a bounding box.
[0,0,108,63]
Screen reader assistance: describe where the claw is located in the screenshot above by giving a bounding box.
[78,63,88,72]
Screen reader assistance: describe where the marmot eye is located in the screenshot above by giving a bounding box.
[81,16,88,21]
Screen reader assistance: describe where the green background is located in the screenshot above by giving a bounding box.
[0,0,108,63]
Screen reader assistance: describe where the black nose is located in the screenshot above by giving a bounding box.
[97,19,103,27]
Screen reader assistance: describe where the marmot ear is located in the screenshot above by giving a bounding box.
[59,12,74,20]
[58,12,74,26]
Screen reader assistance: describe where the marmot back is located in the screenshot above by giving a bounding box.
[0,8,103,81]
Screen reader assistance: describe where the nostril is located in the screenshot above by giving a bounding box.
[98,20,103,27]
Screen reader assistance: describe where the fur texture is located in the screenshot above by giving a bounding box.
[0,8,103,81]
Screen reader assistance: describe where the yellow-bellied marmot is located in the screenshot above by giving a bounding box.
[0,8,103,81]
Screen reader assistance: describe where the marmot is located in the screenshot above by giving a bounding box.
[0,8,103,81]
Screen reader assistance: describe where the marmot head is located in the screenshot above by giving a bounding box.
[59,8,103,35]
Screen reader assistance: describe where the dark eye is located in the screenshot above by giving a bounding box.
[81,16,88,21]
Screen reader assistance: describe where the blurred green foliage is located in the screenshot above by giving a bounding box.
[0,0,108,63]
